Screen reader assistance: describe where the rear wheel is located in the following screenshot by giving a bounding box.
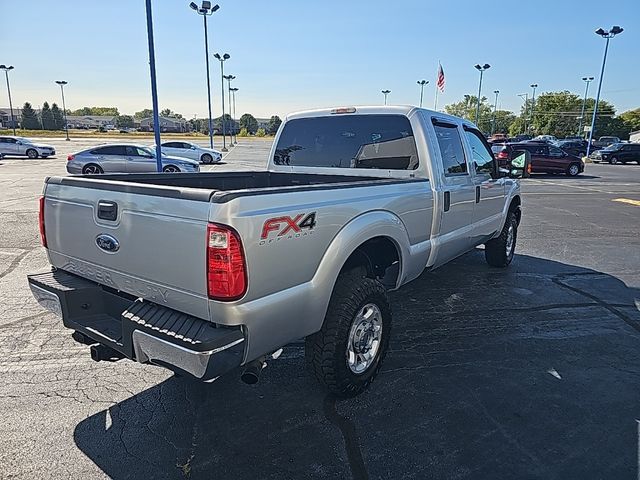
[566,163,580,176]
[305,268,391,397]
[163,165,180,173]
[26,149,38,159]
[201,153,213,164]
[485,210,518,268]
[82,164,103,175]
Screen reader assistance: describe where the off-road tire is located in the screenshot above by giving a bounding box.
[305,269,391,397]
[485,210,518,267]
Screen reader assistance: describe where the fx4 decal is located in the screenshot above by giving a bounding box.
[261,212,317,240]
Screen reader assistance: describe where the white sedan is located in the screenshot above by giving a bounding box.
[157,141,222,164]
[0,136,56,159]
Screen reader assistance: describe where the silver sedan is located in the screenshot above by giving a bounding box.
[66,144,200,174]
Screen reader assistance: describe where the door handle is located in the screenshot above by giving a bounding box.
[97,201,118,221]
[443,191,451,212]
[475,186,480,203]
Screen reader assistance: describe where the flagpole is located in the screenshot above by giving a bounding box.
[434,61,440,110]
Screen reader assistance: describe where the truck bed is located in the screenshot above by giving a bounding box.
[46,171,420,203]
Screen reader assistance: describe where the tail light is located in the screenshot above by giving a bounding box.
[38,196,47,248]
[527,163,532,175]
[497,150,509,159]
[207,223,247,301]
[67,154,74,161]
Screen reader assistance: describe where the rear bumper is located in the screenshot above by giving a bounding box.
[28,269,245,381]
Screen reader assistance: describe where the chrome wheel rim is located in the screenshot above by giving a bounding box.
[164,166,178,172]
[346,303,383,374]
[202,154,212,164]
[569,165,579,176]
[83,165,100,174]
[505,224,515,257]
[27,150,37,158]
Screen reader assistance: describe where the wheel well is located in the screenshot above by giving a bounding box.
[341,236,401,289]
[509,196,522,225]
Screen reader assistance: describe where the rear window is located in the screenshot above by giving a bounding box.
[91,145,126,155]
[491,145,506,154]
[273,114,419,170]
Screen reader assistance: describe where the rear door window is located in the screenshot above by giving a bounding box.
[464,128,495,174]
[273,114,419,170]
[433,122,467,175]
[92,145,126,155]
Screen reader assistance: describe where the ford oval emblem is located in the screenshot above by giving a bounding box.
[95,234,120,253]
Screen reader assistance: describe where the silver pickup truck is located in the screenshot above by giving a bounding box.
[28,106,529,397]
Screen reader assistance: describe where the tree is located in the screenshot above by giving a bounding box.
[160,108,183,119]
[41,102,55,130]
[444,95,493,132]
[134,109,154,119]
[619,108,640,133]
[69,106,119,116]
[267,115,282,135]
[51,103,64,130]
[115,115,134,128]
[491,110,517,135]
[214,114,233,134]
[239,113,258,134]
[21,102,40,129]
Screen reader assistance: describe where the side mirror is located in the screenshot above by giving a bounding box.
[509,150,531,179]
[191,145,197,150]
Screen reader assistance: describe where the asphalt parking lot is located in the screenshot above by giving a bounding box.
[1,137,639,479]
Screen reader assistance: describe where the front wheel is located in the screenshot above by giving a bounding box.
[610,156,619,165]
[201,153,213,164]
[26,149,38,159]
[566,163,580,176]
[485,210,518,267]
[162,165,180,173]
[305,269,391,397]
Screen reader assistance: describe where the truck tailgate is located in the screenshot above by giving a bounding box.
[43,180,212,320]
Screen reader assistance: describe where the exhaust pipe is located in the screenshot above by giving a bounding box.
[241,357,266,385]
[90,344,124,362]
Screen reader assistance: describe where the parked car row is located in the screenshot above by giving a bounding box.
[0,135,223,173]
[589,143,640,164]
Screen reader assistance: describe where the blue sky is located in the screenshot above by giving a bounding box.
[2,0,638,119]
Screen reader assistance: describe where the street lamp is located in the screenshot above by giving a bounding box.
[416,80,429,108]
[587,26,624,157]
[55,81,70,141]
[578,76,594,136]
[517,93,529,135]
[0,65,16,135]
[189,1,220,150]
[530,83,538,133]
[230,87,238,144]
[213,53,230,151]
[223,74,235,146]
[474,63,490,126]
[491,90,499,134]
[381,89,391,105]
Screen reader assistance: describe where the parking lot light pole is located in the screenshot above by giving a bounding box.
[491,90,499,134]
[587,26,623,157]
[55,81,70,141]
[416,80,428,107]
[230,87,238,144]
[145,0,163,172]
[189,1,220,150]
[474,64,490,126]
[381,90,391,105]
[223,74,235,145]
[213,53,230,151]
[578,76,594,136]
[517,93,528,134]
[530,83,538,133]
[0,65,16,135]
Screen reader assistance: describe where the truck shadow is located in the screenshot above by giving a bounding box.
[73,252,640,480]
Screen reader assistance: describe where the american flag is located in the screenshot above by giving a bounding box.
[436,63,445,92]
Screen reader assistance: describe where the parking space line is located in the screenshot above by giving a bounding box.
[613,198,640,207]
